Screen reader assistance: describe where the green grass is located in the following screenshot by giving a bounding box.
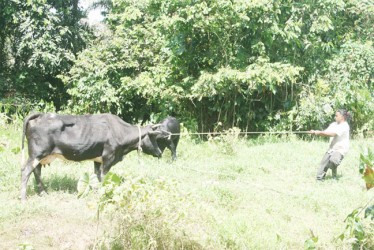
[0,124,373,249]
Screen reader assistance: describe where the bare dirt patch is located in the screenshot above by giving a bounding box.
[0,193,100,250]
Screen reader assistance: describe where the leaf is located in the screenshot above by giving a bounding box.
[353,221,365,240]
[304,229,318,249]
[360,153,373,169]
[11,147,20,154]
[364,205,374,220]
[363,165,374,190]
[304,238,316,250]
[77,172,99,198]
[359,160,365,175]
[102,172,122,187]
[77,173,90,198]
[337,233,345,241]
[344,209,359,222]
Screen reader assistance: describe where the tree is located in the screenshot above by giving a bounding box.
[63,0,373,133]
[0,0,92,112]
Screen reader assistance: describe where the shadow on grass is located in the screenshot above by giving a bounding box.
[319,174,343,182]
[326,175,342,180]
[33,174,78,194]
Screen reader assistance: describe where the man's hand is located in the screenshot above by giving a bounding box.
[308,130,320,135]
[308,130,336,137]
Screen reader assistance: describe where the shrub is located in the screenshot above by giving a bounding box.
[95,173,205,249]
[337,148,374,249]
[337,208,374,250]
[359,148,374,190]
[208,127,241,155]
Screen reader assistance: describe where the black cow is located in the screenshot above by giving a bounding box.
[140,117,180,161]
[21,113,163,200]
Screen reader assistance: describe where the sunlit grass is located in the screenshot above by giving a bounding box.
[0,124,373,249]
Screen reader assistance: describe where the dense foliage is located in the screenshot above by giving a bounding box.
[0,0,92,111]
[1,0,373,133]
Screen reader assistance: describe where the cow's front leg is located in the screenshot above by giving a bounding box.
[100,163,113,181]
[100,153,119,181]
[94,162,102,182]
[167,141,177,161]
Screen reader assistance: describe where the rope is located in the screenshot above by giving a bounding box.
[160,130,311,137]
[137,125,142,152]
[160,129,374,138]
[137,125,143,166]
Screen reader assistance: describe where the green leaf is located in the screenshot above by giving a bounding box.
[304,238,316,250]
[359,160,365,174]
[344,209,359,222]
[102,172,122,187]
[353,221,365,240]
[364,205,374,220]
[360,153,373,169]
[11,147,20,154]
[77,172,99,198]
[337,233,345,241]
[304,229,318,249]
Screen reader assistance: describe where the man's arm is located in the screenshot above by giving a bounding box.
[308,130,336,137]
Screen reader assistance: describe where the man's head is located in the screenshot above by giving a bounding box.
[335,109,351,124]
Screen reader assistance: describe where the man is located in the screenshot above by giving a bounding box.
[309,109,351,181]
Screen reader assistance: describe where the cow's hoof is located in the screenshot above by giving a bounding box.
[38,191,48,197]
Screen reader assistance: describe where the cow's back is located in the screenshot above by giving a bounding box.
[25,113,124,161]
[26,113,65,153]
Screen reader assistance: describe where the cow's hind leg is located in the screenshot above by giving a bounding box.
[33,164,47,196]
[21,158,39,201]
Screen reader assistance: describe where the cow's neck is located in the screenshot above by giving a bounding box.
[121,125,148,153]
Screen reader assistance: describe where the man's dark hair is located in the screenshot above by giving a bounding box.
[337,109,352,121]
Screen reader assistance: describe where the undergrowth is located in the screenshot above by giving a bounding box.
[95,173,206,249]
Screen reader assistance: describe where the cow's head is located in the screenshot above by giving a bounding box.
[141,125,166,158]
[141,125,169,158]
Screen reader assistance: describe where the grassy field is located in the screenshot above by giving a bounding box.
[0,123,373,249]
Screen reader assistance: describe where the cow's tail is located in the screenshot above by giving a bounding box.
[22,113,42,166]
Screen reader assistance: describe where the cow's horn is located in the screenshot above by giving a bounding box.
[152,124,161,129]
[148,130,162,135]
